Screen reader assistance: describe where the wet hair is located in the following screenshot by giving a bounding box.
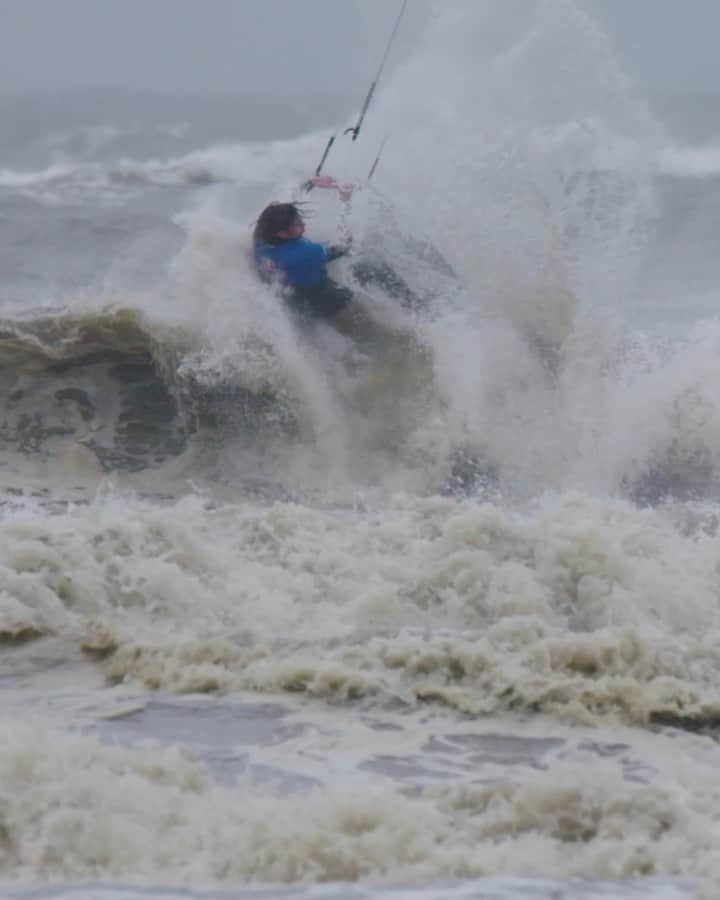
[253,202,308,246]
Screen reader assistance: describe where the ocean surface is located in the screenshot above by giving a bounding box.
[2,2,720,898]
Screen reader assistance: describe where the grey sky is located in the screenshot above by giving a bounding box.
[0,0,718,95]
[588,0,720,92]
[0,0,383,94]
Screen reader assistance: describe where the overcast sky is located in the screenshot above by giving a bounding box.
[591,0,720,91]
[0,0,718,95]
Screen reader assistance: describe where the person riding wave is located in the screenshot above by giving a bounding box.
[253,175,355,319]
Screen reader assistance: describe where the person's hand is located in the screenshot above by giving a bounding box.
[337,182,354,202]
[327,241,352,261]
[308,174,338,189]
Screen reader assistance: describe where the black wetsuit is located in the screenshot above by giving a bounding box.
[291,246,353,318]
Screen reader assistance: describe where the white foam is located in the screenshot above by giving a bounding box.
[2,488,720,725]
[658,144,720,178]
[0,715,715,890]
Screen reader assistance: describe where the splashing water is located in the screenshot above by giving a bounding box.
[158,0,693,503]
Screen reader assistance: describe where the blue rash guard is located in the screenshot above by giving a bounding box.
[253,237,331,289]
[253,237,352,318]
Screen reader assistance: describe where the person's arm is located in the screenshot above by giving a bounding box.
[326,243,351,262]
[297,237,347,270]
[306,175,354,203]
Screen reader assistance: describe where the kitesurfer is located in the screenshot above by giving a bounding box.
[253,176,356,320]
[253,0,415,323]
[253,175,418,324]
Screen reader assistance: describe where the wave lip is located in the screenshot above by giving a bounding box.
[0,307,192,474]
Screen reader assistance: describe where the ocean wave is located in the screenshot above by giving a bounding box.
[0,306,291,477]
[0,718,713,888]
[658,144,720,177]
[0,131,326,202]
[1,281,720,508]
[0,162,83,189]
[5,135,718,201]
[3,489,720,734]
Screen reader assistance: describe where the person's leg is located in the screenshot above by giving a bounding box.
[351,259,418,308]
[292,282,353,319]
[293,280,422,358]
[330,300,412,352]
